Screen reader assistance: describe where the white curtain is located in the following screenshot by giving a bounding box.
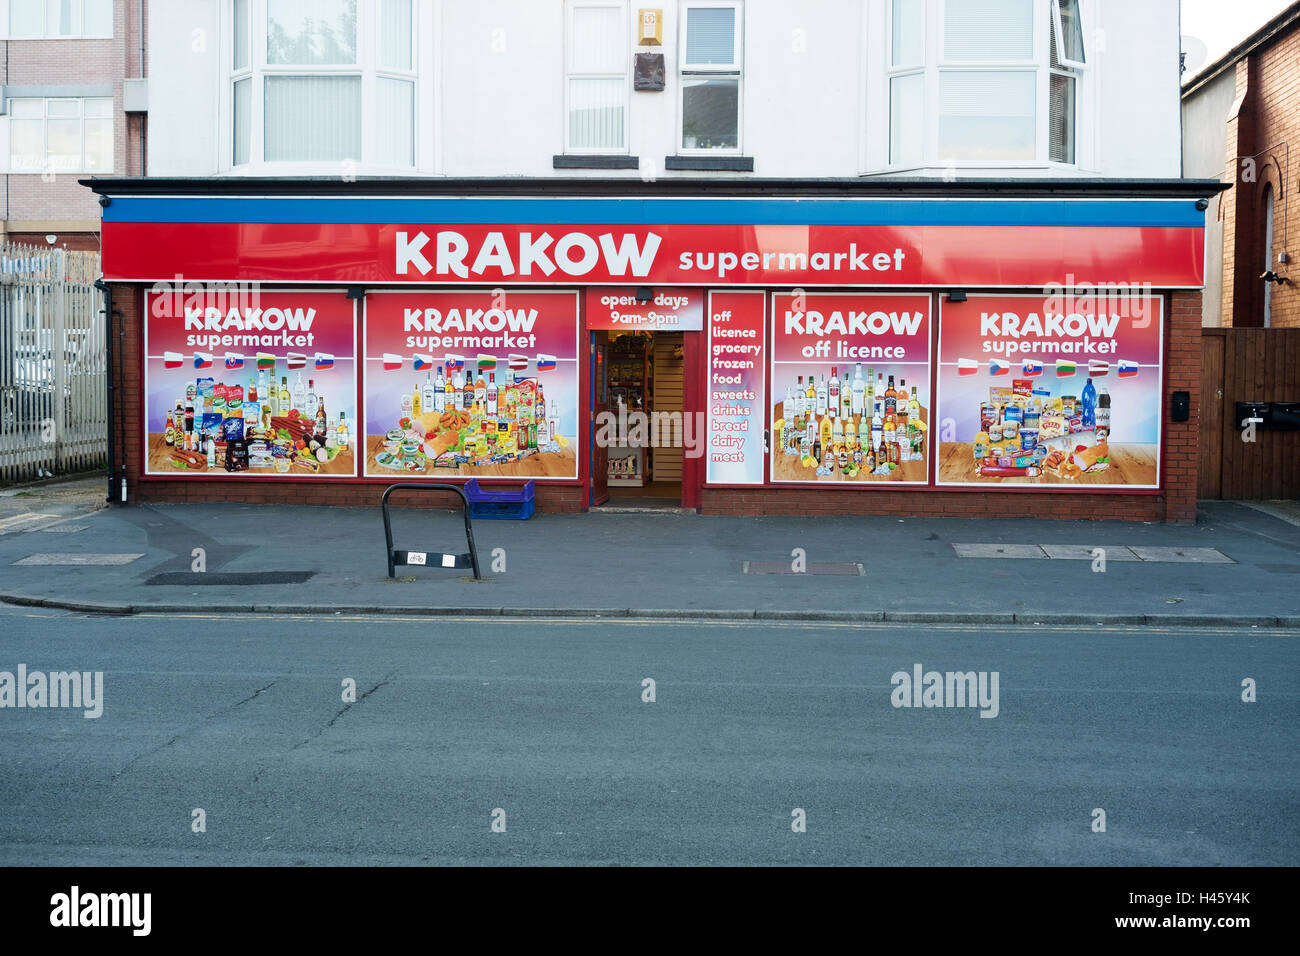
[375,76,414,166]
[938,71,1035,160]
[264,75,361,161]
[942,0,1033,61]
[568,78,624,150]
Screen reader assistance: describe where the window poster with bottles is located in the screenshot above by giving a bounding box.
[770,292,932,484]
[142,291,358,477]
[935,294,1163,488]
[362,290,580,479]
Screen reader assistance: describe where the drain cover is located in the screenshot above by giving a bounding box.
[145,571,316,586]
[744,561,864,576]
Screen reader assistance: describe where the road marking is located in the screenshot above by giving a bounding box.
[0,513,58,535]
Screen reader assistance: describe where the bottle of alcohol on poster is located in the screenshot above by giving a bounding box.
[486,373,498,415]
[851,364,865,416]
[828,367,840,419]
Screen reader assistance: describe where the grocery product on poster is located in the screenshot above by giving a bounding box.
[770,292,931,484]
[363,291,579,479]
[935,294,1163,487]
[706,291,765,484]
[143,291,358,477]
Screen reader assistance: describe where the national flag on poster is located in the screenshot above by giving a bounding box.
[413,354,434,371]
[286,352,306,369]
[444,354,465,370]
[383,353,404,371]
[1021,359,1043,376]
[224,353,245,370]
[1055,359,1077,377]
[477,354,497,369]
[957,358,979,376]
[314,352,335,370]
[1088,360,1110,377]
[509,353,529,370]
[163,351,184,369]
[1118,359,1139,378]
[256,353,276,369]
[988,359,1011,376]
[193,352,213,369]
[536,354,557,371]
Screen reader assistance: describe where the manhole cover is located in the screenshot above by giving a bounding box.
[1040,544,1140,561]
[743,561,864,575]
[145,571,316,586]
[1129,546,1234,564]
[952,543,1047,559]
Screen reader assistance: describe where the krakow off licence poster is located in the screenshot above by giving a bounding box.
[143,290,358,477]
[362,290,580,479]
[770,292,932,485]
[935,294,1163,488]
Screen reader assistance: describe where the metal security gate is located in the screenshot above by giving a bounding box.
[0,244,105,483]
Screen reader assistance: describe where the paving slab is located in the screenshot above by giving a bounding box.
[1129,546,1235,564]
[952,543,1047,559]
[1040,544,1141,561]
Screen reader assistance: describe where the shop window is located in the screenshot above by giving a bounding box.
[7,0,113,38]
[679,2,743,153]
[230,0,415,169]
[565,2,629,153]
[7,97,113,174]
[885,0,1088,169]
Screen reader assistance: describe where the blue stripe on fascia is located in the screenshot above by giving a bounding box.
[103,196,1207,228]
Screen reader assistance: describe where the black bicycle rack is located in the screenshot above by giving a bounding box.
[381,483,482,580]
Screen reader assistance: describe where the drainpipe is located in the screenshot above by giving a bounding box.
[94,278,123,504]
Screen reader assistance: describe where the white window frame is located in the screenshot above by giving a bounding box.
[677,0,744,156]
[1051,0,1086,71]
[875,0,1093,173]
[563,1,631,155]
[226,0,419,173]
[5,96,114,174]
[1,0,114,39]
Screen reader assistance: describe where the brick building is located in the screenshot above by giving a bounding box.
[1183,2,1300,329]
[1,0,146,251]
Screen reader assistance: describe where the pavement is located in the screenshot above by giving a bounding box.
[1,476,1300,625]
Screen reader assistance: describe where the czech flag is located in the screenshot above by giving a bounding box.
[1021,359,1043,377]
[163,351,184,369]
[536,354,557,372]
[314,352,335,370]
[444,354,465,370]
[988,359,1011,376]
[477,354,497,369]
[509,353,529,370]
[1118,360,1139,378]
[224,353,245,370]
[957,358,979,376]
[1055,359,1077,377]
[383,353,404,371]
[1088,360,1110,377]
[193,352,213,370]
[256,353,276,369]
[413,354,434,372]
[286,353,306,369]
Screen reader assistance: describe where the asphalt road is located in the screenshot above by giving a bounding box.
[0,605,1296,866]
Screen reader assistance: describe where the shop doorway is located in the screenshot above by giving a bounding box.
[592,329,687,510]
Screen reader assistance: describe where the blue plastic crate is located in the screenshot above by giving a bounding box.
[463,479,535,520]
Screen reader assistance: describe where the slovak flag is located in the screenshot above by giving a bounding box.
[1088,360,1110,377]
[957,358,979,376]
[314,353,335,370]
[988,359,1011,376]
[286,353,306,369]
[224,353,245,370]
[256,353,276,369]
[383,353,404,371]
[163,351,184,369]
[193,352,213,370]
[477,354,497,369]
[1055,359,1077,377]
[444,354,465,370]
[509,353,529,370]
[1118,359,1139,378]
[1021,359,1043,377]
[536,354,557,372]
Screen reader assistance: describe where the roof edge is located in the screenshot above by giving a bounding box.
[1183,0,1300,97]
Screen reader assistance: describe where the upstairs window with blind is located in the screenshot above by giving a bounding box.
[231,0,416,169]
[679,2,743,152]
[886,0,1088,169]
[566,2,629,153]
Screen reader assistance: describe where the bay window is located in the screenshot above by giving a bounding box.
[679,2,743,153]
[230,0,416,169]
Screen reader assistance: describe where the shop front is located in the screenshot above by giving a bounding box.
[88,178,1215,522]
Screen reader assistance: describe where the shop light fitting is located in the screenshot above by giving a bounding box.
[635,287,654,304]
[948,290,968,303]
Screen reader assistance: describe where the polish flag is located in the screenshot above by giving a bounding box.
[1088,360,1110,377]
[314,353,334,370]
[224,353,245,370]
[536,354,557,371]
[957,358,979,376]
[988,359,1011,376]
[444,354,465,370]
[413,354,434,371]
[1118,360,1139,378]
[163,351,184,369]
[383,353,404,371]
[1055,359,1077,377]
[286,353,307,369]
[193,352,213,369]
[1021,359,1043,376]
[509,353,529,370]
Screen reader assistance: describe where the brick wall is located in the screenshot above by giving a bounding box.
[1220,25,1300,328]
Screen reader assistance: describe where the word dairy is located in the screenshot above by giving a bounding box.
[0,665,103,718]
[890,663,1000,718]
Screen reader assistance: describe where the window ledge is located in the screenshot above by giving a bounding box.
[665,155,754,172]
[553,155,640,170]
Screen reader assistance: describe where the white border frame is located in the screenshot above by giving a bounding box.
[705,288,765,485]
[562,0,632,155]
